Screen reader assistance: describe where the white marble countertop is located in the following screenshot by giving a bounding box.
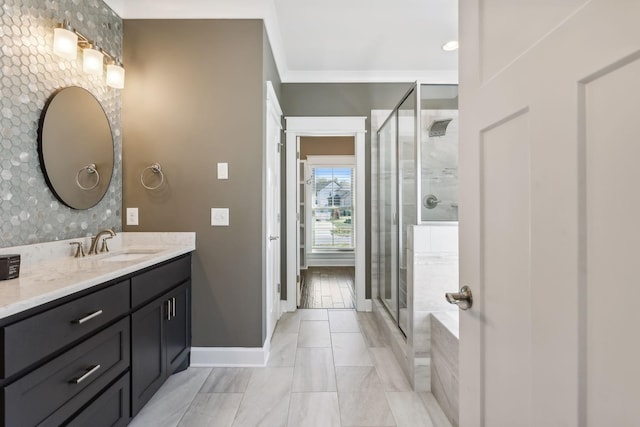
[0,232,196,321]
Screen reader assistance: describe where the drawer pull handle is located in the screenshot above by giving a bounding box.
[70,364,101,384]
[72,309,103,324]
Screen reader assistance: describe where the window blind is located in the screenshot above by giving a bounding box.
[310,166,355,250]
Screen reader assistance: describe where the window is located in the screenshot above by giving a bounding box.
[307,157,355,251]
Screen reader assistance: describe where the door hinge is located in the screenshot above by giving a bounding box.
[296,152,300,159]
[296,275,300,283]
[277,283,281,293]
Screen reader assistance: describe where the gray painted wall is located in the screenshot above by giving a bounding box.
[280,83,412,298]
[123,19,279,348]
[0,0,122,248]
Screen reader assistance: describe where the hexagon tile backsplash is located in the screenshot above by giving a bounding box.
[0,0,122,248]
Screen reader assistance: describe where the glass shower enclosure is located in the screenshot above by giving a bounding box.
[376,83,459,336]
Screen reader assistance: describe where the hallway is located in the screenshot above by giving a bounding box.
[300,267,355,309]
[130,309,451,427]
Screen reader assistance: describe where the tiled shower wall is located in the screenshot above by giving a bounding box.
[421,110,459,221]
[0,0,122,248]
[407,223,458,391]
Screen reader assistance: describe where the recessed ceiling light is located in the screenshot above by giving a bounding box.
[442,40,459,52]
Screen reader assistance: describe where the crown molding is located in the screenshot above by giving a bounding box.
[281,69,458,84]
[104,0,458,84]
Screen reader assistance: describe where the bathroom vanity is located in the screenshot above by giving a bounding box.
[0,232,195,426]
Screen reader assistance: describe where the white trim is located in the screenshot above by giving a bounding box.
[282,69,459,84]
[265,81,283,344]
[262,1,289,83]
[266,81,283,118]
[285,117,370,312]
[190,342,270,367]
[307,257,355,267]
[354,129,368,311]
[286,116,367,133]
[306,155,355,165]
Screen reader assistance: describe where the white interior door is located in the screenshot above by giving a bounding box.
[459,1,640,425]
[296,137,302,307]
[266,82,282,342]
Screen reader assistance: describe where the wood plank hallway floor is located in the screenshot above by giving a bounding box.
[300,267,355,309]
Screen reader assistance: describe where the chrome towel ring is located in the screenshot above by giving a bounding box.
[141,163,164,190]
[75,163,100,190]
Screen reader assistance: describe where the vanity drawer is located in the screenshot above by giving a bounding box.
[131,255,190,308]
[1,279,130,379]
[66,372,130,427]
[3,318,130,427]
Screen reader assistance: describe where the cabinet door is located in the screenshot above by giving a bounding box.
[131,295,165,416]
[165,282,190,375]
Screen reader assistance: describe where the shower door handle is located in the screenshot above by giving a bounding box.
[446,286,473,310]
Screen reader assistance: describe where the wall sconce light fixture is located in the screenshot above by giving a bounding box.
[53,21,78,60]
[82,43,104,76]
[53,19,125,89]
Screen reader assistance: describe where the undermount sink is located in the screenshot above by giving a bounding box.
[99,248,162,262]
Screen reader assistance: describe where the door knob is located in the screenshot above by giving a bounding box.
[445,286,473,310]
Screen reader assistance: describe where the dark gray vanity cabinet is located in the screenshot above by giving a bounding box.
[0,282,131,427]
[131,256,191,416]
[0,253,192,426]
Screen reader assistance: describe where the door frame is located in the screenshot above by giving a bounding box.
[265,81,282,342]
[284,116,369,312]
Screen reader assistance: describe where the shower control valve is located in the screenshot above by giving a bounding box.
[423,194,441,209]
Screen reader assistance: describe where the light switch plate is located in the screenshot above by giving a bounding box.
[217,162,228,180]
[126,208,139,226]
[211,208,229,226]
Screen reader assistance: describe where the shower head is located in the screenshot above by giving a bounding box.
[428,119,452,137]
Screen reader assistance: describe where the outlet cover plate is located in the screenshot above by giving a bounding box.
[211,208,229,226]
[217,162,229,180]
[126,207,139,226]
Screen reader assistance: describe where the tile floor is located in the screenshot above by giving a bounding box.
[130,309,452,427]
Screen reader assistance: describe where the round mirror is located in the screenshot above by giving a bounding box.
[38,87,114,210]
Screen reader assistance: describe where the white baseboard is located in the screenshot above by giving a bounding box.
[307,259,355,267]
[190,341,270,367]
[307,251,355,267]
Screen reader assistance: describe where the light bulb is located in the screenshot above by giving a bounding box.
[83,45,104,76]
[441,40,459,52]
[106,63,125,89]
[53,26,78,60]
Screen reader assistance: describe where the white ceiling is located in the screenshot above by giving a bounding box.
[103,0,458,83]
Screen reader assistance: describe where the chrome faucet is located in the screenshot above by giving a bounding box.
[88,229,116,255]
